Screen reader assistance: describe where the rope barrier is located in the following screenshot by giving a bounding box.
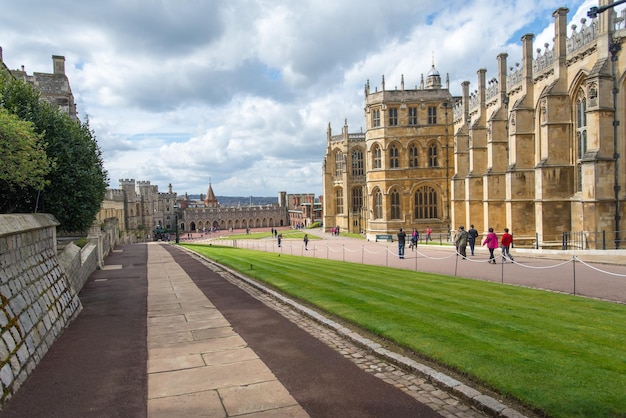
[574,256,626,277]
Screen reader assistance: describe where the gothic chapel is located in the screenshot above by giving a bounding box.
[323,1,626,249]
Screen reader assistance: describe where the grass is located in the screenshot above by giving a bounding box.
[181,243,626,418]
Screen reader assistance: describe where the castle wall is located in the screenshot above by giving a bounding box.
[0,214,82,407]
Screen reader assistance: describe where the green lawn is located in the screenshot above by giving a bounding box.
[181,243,626,418]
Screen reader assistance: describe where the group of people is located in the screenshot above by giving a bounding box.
[396,226,434,258]
[396,225,514,263]
[454,225,514,263]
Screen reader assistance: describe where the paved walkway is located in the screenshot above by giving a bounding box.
[4,230,622,417]
[146,243,309,417]
[1,241,493,418]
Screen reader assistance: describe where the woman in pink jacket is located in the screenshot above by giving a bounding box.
[482,227,499,264]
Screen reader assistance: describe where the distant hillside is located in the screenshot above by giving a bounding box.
[187,195,278,207]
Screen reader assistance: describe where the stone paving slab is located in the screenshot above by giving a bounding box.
[146,244,308,418]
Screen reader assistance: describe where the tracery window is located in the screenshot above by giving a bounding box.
[576,93,587,192]
[428,143,438,167]
[374,189,383,219]
[389,144,399,168]
[335,151,344,176]
[414,186,438,219]
[409,144,419,167]
[408,107,418,125]
[388,107,398,126]
[373,144,382,169]
[352,187,362,213]
[372,109,381,127]
[428,106,437,124]
[351,149,364,176]
[391,189,401,219]
[336,187,344,214]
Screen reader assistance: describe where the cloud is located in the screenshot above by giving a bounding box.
[0,0,592,197]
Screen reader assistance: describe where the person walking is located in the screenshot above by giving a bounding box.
[397,228,407,259]
[467,224,479,256]
[454,226,468,259]
[425,226,432,243]
[277,233,282,247]
[501,228,514,263]
[303,234,309,250]
[410,228,419,250]
[482,228,499,264]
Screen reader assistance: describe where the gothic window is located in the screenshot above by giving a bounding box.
[389,144,399,168]
[414,186,438,219]
[352,187,363,213]
[335,151,344,176]
[408,107,418,125]
[388,107,398,126]
[372,109,381,127]
[409,144,419,167]
[428,142,438,167]
[351,149,364,176]
[336,187,344,214]
[391,189,401,219]
[373,144,382,169]
[374,189,383,219]
[576,93,587,192]
[428,106,437,124]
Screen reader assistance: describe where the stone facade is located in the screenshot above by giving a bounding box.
[452,3,626,249]
[0,214,82,406]
[323,67,455,239]
[179,186,289,231]
[324,2,626,249]
[2,50,77,120]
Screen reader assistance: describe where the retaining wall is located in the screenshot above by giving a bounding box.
[0,214,82,407]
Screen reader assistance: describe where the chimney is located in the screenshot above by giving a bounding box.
[52,55,65,75]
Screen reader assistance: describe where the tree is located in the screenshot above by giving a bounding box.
[0,71,108,231]
[0,108,52,213]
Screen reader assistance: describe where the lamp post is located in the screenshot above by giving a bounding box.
[174,203,180,244]
[589,1,624,248]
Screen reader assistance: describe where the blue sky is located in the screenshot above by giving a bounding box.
[0,0,612,197]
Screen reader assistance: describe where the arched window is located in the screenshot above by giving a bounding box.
[352,187,363,214]
[414,186,438,219]
[391,188,401,219]
[351,149,364,176]
[336,187,344,214]
[389,144,399,168]
[373,144,382,169]
[576,92,587,192]
[374,189,383,219]
[428,143,438,167]
[335,151,344,176]
[409,144,419,167]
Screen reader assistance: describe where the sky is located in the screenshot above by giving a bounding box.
[0,0,608,198]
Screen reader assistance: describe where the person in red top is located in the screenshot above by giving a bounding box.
[501,228,514,263]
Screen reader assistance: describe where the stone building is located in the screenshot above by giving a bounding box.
[324,2,626,249]
[178,184,290,232]
[452,3,626,249]
[2,49,77,120]
[323,65,456,239]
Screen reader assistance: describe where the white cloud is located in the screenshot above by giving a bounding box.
[0,0,591,197]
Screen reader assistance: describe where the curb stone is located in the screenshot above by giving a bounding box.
[184,248,528,417]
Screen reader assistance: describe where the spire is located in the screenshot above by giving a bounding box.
[204,180,219,208]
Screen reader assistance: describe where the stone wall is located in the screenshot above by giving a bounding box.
[0,214,82,407]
